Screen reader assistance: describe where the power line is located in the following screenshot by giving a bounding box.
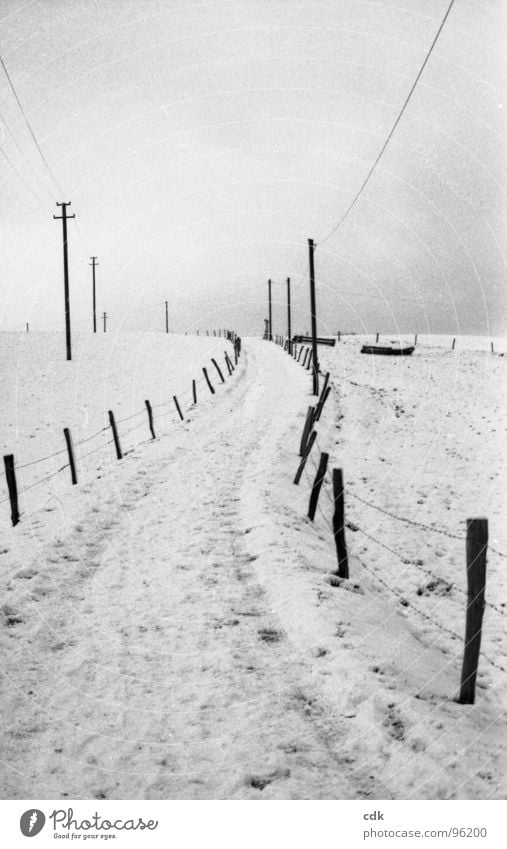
[0,112,55,200]
[318,0,456,247]
[0,53,63,196]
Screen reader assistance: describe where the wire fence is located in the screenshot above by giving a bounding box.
[1,335,242,520]
[270,333,507,686]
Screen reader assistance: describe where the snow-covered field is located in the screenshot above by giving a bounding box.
[0,332,505,800]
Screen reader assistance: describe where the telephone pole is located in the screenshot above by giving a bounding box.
[308,238,319,395]
[89,256,98,333]
[103,311,107,333]
[268,279,273,341]
[53,202,75,361]
[287,277,292,355]
[165,300,169,333]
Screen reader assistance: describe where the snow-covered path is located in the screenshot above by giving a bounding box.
[1,340,375,800]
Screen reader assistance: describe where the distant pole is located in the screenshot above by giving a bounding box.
[268,279,273,341]
[89,256,98,333]
[53,201,75,361]
[165,300,169,333]
[103,311,107,333]
[287,277,292,355]
[26,323,29,332]
[308,238,319,395]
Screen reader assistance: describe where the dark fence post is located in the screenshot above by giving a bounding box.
[145,400,156,439]
[299,406,315,456]
[211,358,225,383]
[108,411,122,459]
[332,469,349,578]
[306,349,313,371]
[297,347,303,363]
[173,396,184,421]
[192,380,197,405]
[203,367,215,394]
[294,432,317,485]
[4,454,19,526]
[63,427,78,484]
[458,518,488,705]
[308,452,329,520]
[224,353,232,375]
[314,387,331,423]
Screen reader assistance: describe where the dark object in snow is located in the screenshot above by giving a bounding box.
[293,335,336,346]
[360,345,415,356]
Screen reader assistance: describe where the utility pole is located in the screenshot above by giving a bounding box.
[89,256,98,333]
[165,300,169,333]
[287,277,292,355]
[308,238,319,395]
[103,311,107,333]
[53,202,75,361]
[268,279,273,341]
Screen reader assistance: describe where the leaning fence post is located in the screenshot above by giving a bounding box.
[308,452,329,521]
[203,367,215,394]
[294,432,317,485]
[4,454,20,526]
[299,406,315,456]
[108,411,122,459]
[332,469,349,578]
[306,349,313,371]
[224,352,233,375]
[458,518,488,705]
[452,337,456,350]
[297,346,303,363]
[173,396,184,421]
[211,358,225,383]
[192,380,197,405]
[314,386,331,423]
[145,400,156,439]
[63,427,78,484]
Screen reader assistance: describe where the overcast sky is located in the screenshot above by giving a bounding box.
[0,0,505,336]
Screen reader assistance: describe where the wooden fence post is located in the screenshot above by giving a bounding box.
[306,349,313,371]
[314,387,331,423]
[301,348,309,368]
[491,341,494,354]
[314,372,329,417]
[192,380,197,404]
[338,331,341,341]
[458,518,488,705]
[173,396,184,421]
[297,347,303,363]
[145,400,156,439]
[308,452,329,520]
[224,352,233,374]
[332,469,349,578]
[203,367,215,394]
[211,358,225,383]
[4,454,19,526]
[63,427,78,484]
[452,337,456,350]
[414,334,418,346]
[376,333,379,343]
[294,432,317,485]
[299,406,315,456]
[108,411,122,459]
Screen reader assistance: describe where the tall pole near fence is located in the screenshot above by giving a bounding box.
[165,300,169,333]
[89,256,98,333]
[268,279,273,341]
[308,238,319,395]
[287,277,292,355]
[53,202,75,361]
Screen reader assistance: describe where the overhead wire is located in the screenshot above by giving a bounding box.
[317,0,456,247]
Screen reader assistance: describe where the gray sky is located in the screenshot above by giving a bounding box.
[1,0,505,336]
